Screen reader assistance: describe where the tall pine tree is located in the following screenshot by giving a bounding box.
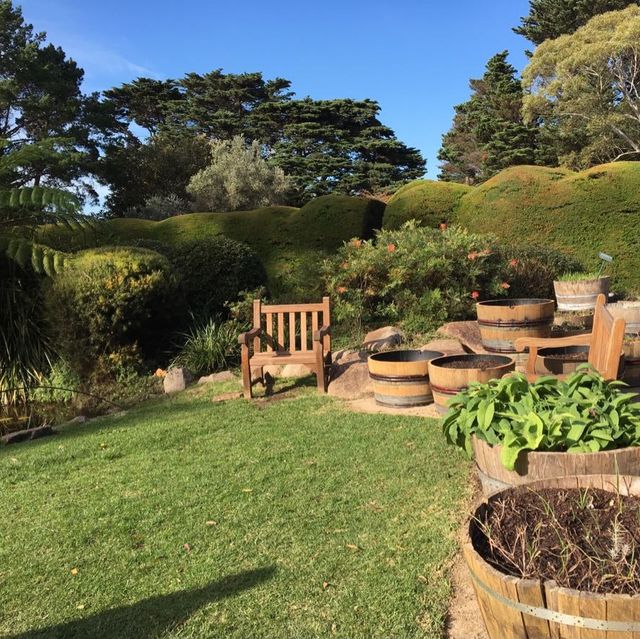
[438,51,544,183]
[514,0,635,47]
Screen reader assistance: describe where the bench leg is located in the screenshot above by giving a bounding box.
[241,345,252,399]
[315,345,327,393]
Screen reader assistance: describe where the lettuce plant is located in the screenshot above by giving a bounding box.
[442,366,640,470]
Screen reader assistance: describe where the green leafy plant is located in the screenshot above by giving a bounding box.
[171,319,244,376]
[323,222,509,335]
[443,367,640,470]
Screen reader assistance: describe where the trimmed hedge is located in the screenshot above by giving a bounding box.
[383,180,472,229]
[382,163,640,293]
[43,195,385,300]
[455,163,640,293]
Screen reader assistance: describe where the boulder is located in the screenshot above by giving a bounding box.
[280,364,311,378]
[437,321,488,354]
[363,326,404,352]
[163,367,193,393]
[198,370,236,384]
[418,338,466,356]
[328,350,372,400]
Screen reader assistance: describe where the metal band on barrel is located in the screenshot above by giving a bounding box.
[469,567,640,632]
[476,318,553,328]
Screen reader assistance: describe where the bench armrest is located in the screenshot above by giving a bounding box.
[514,333,592,352]
[238,327,261,345]
[313,325,331,342]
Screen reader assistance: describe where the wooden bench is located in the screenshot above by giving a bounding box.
[238,297,332,398]
[514,294,626,380]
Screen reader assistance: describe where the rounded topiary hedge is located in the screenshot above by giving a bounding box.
[383,180,472,229]
[45,246,176,374]
[455,163,640,293]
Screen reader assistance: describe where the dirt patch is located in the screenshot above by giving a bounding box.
[472,486,640,594]
[345,396,440,418]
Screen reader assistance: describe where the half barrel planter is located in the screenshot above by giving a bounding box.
[609,301,640,387]
[553,276,610,312]
[367,350,443,408]
[427,354,515,414]
[476,299,555,353]
[472,435,640,496]
[534,345,589,376]
[464,474,640,639]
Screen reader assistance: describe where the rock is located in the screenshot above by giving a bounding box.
[437,321,488,354]
[280,364,311,378]
[198,371,235,384]
[328,350,372,399]
[69,415,87,424]
[418,338,466,356]
[261,365,283,378]
[1,425,54,445]
[363,326,405,352]
[163,367,193,393]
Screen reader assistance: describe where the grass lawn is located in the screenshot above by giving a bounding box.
[0,379,472,639]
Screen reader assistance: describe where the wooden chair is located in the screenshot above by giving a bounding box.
[514,294,626,380]
[238,297,332,398]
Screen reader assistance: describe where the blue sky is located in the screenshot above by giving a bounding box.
[18,0,532,177]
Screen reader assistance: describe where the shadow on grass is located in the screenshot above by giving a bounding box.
[8,566,276,639]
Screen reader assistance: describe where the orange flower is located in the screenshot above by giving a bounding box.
[341,261,349,269]
[439,222,448,231]
[337,286,347,294]
[154,368,167,378]
[387,243,396,253]
[467,251,479,261]
[471,291,480,300]
[509,259,518,267]
[500,282,510,289]
[352,239,362,248]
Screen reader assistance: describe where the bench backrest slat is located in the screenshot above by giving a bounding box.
[252,297,330,354]
[588,294,625,380]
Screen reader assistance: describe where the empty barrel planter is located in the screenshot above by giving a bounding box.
[368,350,443,407]
[476,299,555,353]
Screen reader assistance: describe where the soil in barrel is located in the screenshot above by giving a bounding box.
[438,357,507,370]
[471,486,640,594]
[544,352,587,362]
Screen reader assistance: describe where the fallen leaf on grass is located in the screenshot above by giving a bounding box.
[241,488,253,493]
[70,568,78,576]
[322,580,330,589]
[206,520,217,526]
[345,544,361,551]
[183,543,191,552]
[76,604,85,610]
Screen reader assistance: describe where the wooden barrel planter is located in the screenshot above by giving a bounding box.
[554,276,610,312]
[476,299,555,353]
[472,435,640,495]
[427,354,515,414]
[623,339,640,387]
[367,349,443,408]
[534,345,589,376]
[464,474,640,639]
[609,301,640,335]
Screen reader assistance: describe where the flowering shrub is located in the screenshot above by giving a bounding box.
[322,223,508,334]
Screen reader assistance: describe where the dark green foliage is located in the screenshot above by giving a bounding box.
[437,51,550,184]
[514,0,635,46]
[266,98,425,203]
[45,247,177,375]
[498,244,582,299]
[0,260,51,405]
[443,368,640,469]
[383,180,472,229]
[161,237,266,320]
[101,130,210,214]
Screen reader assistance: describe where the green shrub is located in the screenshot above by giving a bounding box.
[443,368,640,470]
[383,180,471,229]
[497,244,582,299]
[172,319,243,375]
[323,223,508,335]
[32,359,81,404]
[45,247,176,375]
